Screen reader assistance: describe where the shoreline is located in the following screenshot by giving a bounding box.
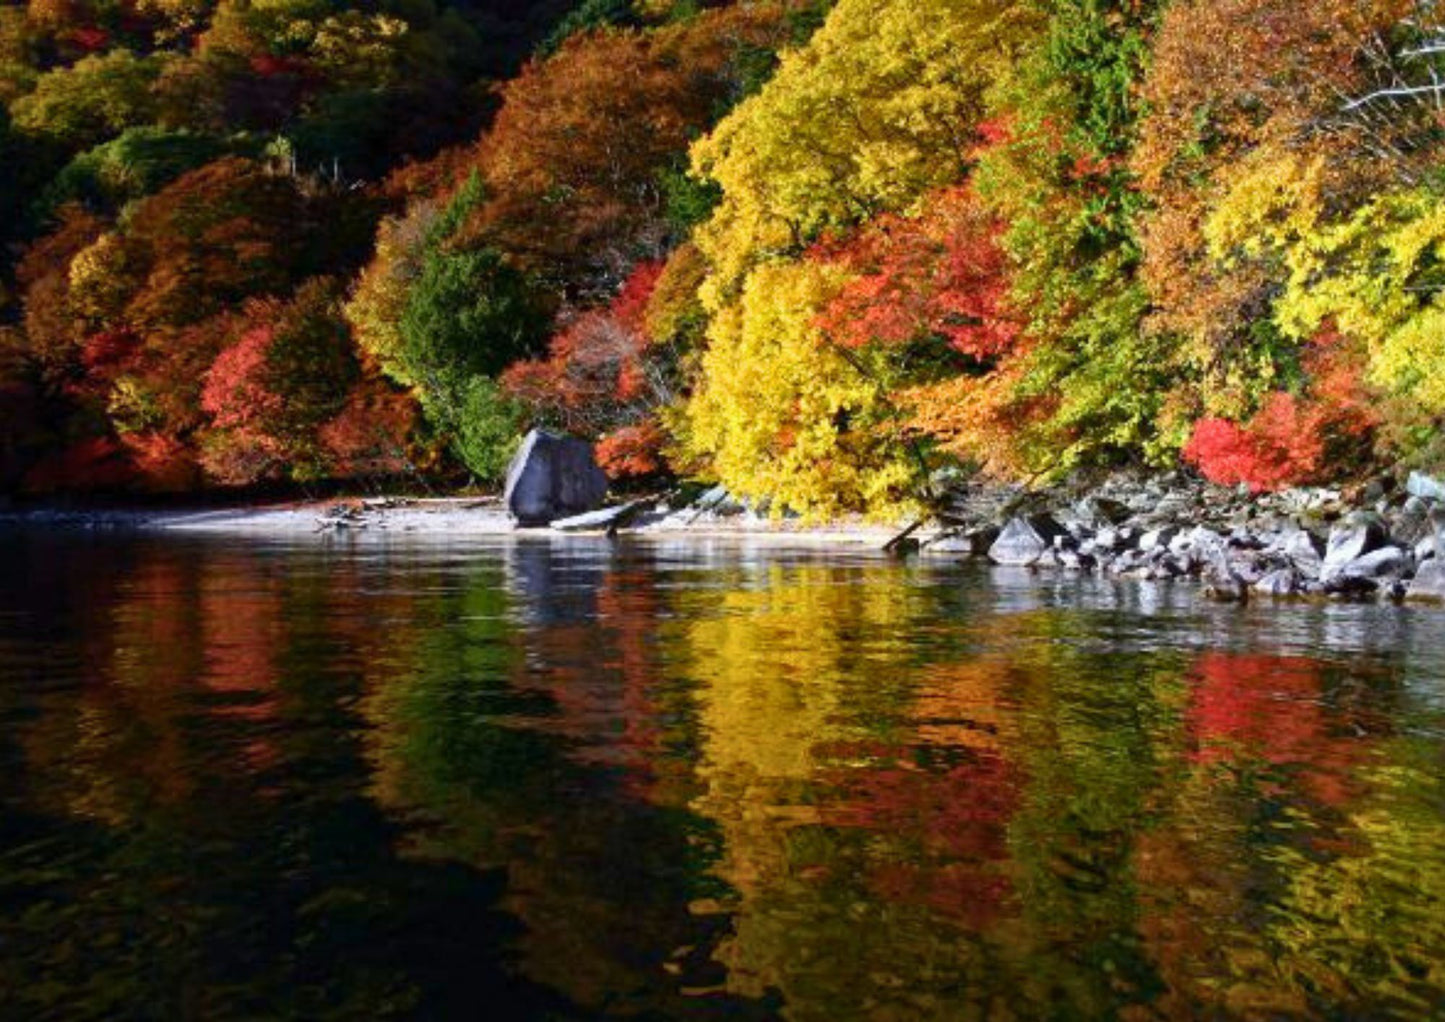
[0,495,903,546]
[4,473,1444,604]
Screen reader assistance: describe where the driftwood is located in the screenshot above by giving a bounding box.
[883,514,930,555]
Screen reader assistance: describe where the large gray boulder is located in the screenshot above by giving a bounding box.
[1322,514,1388,578]
[988,514,1068,565]
[504,429,609,526]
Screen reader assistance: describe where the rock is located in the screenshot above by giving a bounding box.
[1188,525,1228,552]
[689,484,745,518]
[1324,574,1379,599]
[504,429,609,526]
[988,514,1068,566]
[924,526,999,557]
[1227,527,1266,550]
[1332,545,1410,581]
[1072,496,1132,527]
[1282,529,1325,576]
[1432,508,1445,560]
[1057,549,1095,571]
[1407,471,1445,502]
[923,534,974,555]
[1203,568,1248,603]
[1360,478,1388,505]
[550,500,648,533]
[1224,551,1266,585]
[1138,526,1179,553]
[1322,514,1388,578]
[1252,569,1299,597]
[1093,526,1133,552]
[1407,559,1445,601]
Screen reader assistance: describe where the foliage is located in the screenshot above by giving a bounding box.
[198,277,418,485]
[502,261,670,479]
[464,5,795,296]
[537,0,639,57]
[449,374,524,482]
[679,259,918,517]
[818,186,1016,363]
[5,0,1444,498]
[690,0,1040,302]
[40,126,259,218]
[1132,0,1418,426]
[10,50,165,154]
[970,0,1169,475]
[1205,159,1445,464]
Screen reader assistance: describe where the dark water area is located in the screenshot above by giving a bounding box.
[2,532,1444,1020]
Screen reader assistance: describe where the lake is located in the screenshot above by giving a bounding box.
[2,530,1443,1019]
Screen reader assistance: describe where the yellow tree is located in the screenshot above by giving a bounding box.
[689,0,1038,304]
[677,259,918,517]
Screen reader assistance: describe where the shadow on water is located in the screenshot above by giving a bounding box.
[1,529,1444,1019]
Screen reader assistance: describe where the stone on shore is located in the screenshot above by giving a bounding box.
[925,525,999,557]
[1138,526,1178,553]
[1282,529,1325,575]
[504,429,609,526]
[1252,569,1298,597]
[1203,566,1248,602]
[1322,514,1388,578]
[988,515,1067,566]
[1331,545,1410,581]
[1407,471,1445,502]
[1407,559,1445,601]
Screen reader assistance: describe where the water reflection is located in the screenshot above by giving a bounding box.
[1,531,1444,1018]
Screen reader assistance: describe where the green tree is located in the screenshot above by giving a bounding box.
[971,0,1172,475]
[10,50,166,155]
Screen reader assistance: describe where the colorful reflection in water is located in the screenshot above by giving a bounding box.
[1,531,1444,1019]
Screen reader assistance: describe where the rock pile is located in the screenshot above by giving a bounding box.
[925,472,1445,603]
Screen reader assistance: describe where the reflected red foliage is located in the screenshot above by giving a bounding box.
[1188,652,1369,807]
[816,741,1020,927]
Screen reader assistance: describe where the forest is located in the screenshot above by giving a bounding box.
[2,0,1443,515]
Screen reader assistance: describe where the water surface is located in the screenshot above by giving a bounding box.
[2,531,1444,1019]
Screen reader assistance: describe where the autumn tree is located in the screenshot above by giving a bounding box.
[462,4,797,298]
[1133,0,1422,427]
[199,277,360,483]
[689,0,1039,303]
[679,259,920,516]
[502,261,673,478]
[673,0,1040,508]
[962,0,1171,476]
[347,173,545,479]
[10,50,166,155]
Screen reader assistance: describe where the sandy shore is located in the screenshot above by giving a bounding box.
[0,496,906,546]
